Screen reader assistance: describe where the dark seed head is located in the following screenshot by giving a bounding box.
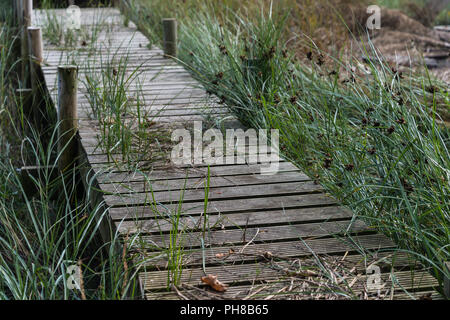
[274,94,280,103]
[317,54,324,66]
[218,44,228,55]
[387,126,395,134]
[396,117,406,124]
[289,95,297,103]
[345,164,354,171]
[323,157,333,169]
[400,177,414,192]
[426,85,439,94]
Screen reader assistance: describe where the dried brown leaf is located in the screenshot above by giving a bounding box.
[201,274,228,292]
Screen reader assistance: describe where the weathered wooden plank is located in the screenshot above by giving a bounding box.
[77,95,216,106]
[137,233,395,269]
[104,181,324,207]
[42,62,185,75]
[99,171,310,194]
[141,252,432,290]
[86,148,280,165]
[110,195,341,224]
[144,269,439,299]
[77,107,226,120]
[139,219,369,248]
[96,162,299,183]
[78,90,210,101]
[114,206,353,234]
[88,156,285,176]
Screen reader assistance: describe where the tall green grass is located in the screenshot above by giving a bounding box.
[0,115,147,299]
[82,46,171,169]
[0,2,146,300]
[125,0,450,292]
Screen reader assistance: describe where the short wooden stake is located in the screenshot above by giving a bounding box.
[57,66,79,172]
[162,18,177,58]
[28,27,43,64]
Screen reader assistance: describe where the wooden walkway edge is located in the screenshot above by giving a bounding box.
[34,7,442,300]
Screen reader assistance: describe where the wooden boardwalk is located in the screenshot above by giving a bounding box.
[35,8,441,300]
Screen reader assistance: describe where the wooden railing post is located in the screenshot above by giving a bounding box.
[21,0,33,87]
[14,0,22,26]
[28,27,44,67]
[28,27,43,65]
[57,66,79,172]
[162,18,177,58]
[23,0,32,26]
[27,26,43,123]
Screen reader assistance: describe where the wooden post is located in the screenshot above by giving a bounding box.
[162,18,177,58]
[15,0,22,26]
[23,0,32,26]
[21,0,33,87]
[28,27,43,64]
[27,27,43,122]
[57,66,79,172]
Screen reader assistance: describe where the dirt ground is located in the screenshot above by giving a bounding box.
[356,7,450,83]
